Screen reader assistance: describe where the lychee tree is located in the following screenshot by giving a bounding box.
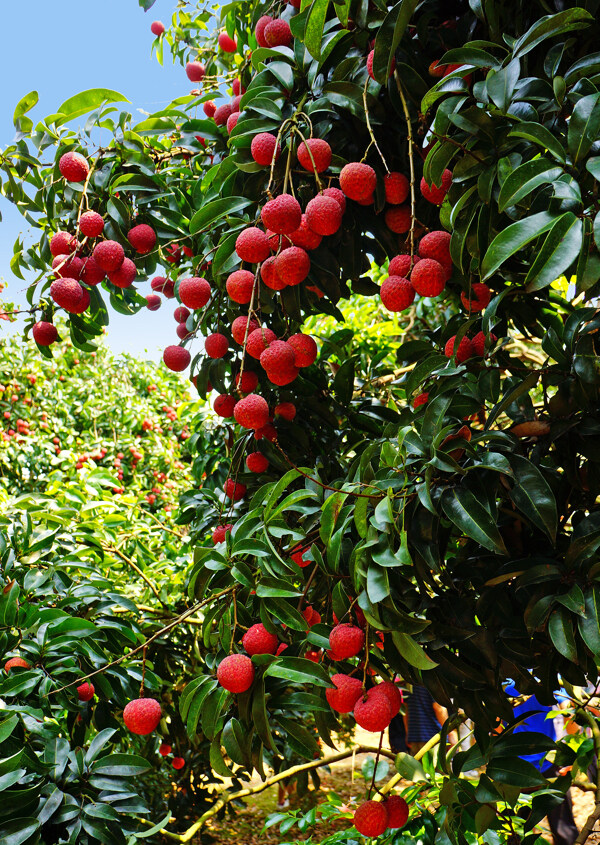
[2,0,600,842]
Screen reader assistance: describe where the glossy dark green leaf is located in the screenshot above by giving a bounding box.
[525,212,582,292]
[579,588,600,657]
[498,159,563,212]
[55,88,129,122]
[567,92,600,164]
[481,212,557,280]
[548,608,577,662]
[487,59,520,111]
[512,9,593,59]
[508,124,566,164]
[265,657,333,687]
[304,0,330,59]
[507,455,557,541]
[189,197,252,234]
[372,0,419,84]
[391,631,437,669]
[0,819,41,845]
[442,487,507,554]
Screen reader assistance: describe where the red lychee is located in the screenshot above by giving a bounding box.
[218,31,237,52]
[77,681,95,702]
[79,211,104,238]
[367,49,396,81]
[205,333,229,359]
[260,339,296,372]
[108,257,137,288]
[385,204,412,233]
[388,254,420,276]
[203,101,217,118]
[421,169,452,205]
[225,479,247,501]
[264,19,292,47]
[380,276,415,312]
[52,254,84,279]
[232,315,260,345]
[159,742,172,756]
[234,394,270,429]
[172,757,185,770]
[214,103,234,126]
[384,171,409,204]
[267,230,292,252]
[236,227,271,263]
[261,194,302,235]
[461,282,491,313]
[214,394,236,418]
[329,624,365,659]
[418,230,452,274]
[413,392,429,408]
[212,524,233,544]
[274,246,310,286]
[385,796,409,829]
[246,451,269,473]
[174,305,190,323]
[236,370,259,392]
[250,133,281,166]
[123,698,162,735]
[444,335,473,363]
[70,287,90,314]
[305,195,342,236]
[93,240,125,272]
[354,801,389,837]
[274,401,296,420]
[255,15,273,47]
[340,162,377,201]
[371,681,402,716]
[4,656,30,671]
[289,215,322,250]
[261,255,287,290]
[287,333,318,367]
[32,321,58,346]
[128,224,156,255]
[246,327,277,359]
[242,622,278,654]
[163,346,191,372]
[80,257,105,286]
[255,423,277,441]
[151,21,165,36]
[59,151,89,182]
[179,276,211,308]
[217,654,254,692]
[268,366,300,387]
[50,278,84,312]
[410,258,446,297]
[354,687,394,732]
[146,294,161,311]
[232,79,244,96]
[50,231,77,257]
[297,139,332,173]
[151,276,174,297]
[325,674,364,713]
[303,606,321,627]
[227,112,240,134]
[471,330,497,357]
[323,187,346,213]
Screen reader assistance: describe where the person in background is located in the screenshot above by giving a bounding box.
[388,685,409,754]
[405,684,457,754]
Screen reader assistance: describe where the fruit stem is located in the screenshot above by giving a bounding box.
[362,77,390,175]
[394,72,416,259]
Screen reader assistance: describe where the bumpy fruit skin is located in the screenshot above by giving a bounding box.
[261,194,302,235]
[225,479,246,501]
[77,682,95,702]
[261,339,296,372]
[236,227,271,263]
[410,258,446,297]
[218,31,237,52]
[172,757,185,770]
[52,254,84,279]
[159,742,172,756]
[128,224,156,254]
[371,681,402,716]
[50,278,84,312]
[178,276,210,309]
[384,171,409,204]
[214,394,236,418]
[471,331,497,357]
[234,394,270,430]
[461,282,491,313]
[444,335,474,363]
[255,423,277,441]
[205,333,229,359]
[232,79,243,96]
[251,132,280,166]
[288,333,318,367]
[163,345,191,372]
[264,18,292,47]
[413,391,429,409]
[59,151,89,182]
[93,240,125,272]
[108,257,137,288]
[297,139,332,173]
[71,288,90,315]
[388,254,419,276]
[418,230,451,271]
[186,61,206,82]
[227,112,240,134]
[246,327,277,359]
[326,674,364,713]
[261,255,286,291]
[123,698,162,735]
[354,801,389,837]
[329,624,365,659]
[354,688,394,731]
[340,162,377,201]
[246,451,269,473]
[79,210,104,238]
[151,20,165,36]
[385,205,411,233]
[323,187,346,213]
[32,321,58,346]
[274,246,310,286]
[81,257,105,286]
[151,276,175,298]
[268,366,299,387]
[232,315,260,345]
[380,276,415,312]
[255,15,273,47]
[367,49,396,81]
[421,169,453,205]
[290,215,322,250]
[214,103,233,126]
[236,370,259,393]
[146,294,161,311]
[306,195,342,236]
[203,101,216,118]
[176,323,192,340]
[50,231,77,256]
[4,656,30,671]
[217,654,255,692]
[385,796,409,829]
[274,401,296,421]
[243,622,278,655]
[212,524,233,544]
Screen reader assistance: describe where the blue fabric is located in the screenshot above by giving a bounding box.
[406,684,441,743]
[504,683,557,772]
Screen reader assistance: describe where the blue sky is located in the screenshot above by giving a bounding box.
[0,0,194,360]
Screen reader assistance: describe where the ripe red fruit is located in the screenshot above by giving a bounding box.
[226,270,254,303]
[251,133,281,166]
[247,327,277,359]
[214,394,236,418]
[303,606,321,627]
[214,103,233,126]
[268,365,300,387]
[340,163,377,201]
[329,624,365,659]
[255,15,273,47]
[445,335,474,363]
[146,294,161,311]
[50,231,77,256]
[261,194,302,235]
[225,479,247,501]
[461,282,491,313]
[159,742,172,756]
[384,172,409,205]
[380,276,415,312]
[388,254,420,276]
[354,687,394,732]
[172,756,185,770]
[305,195,343,237]
[123,698,162,735]
[260,339,296,371]
[50,278,84,312]
[151,276,175,298]
[274,401,296,420]
[232,315,260,345]
[323,187,347,213]
[163,346,191,372]
[371,681,402,716]
[151,21,165,36]
[418,230,452,278]
[203,102,216,120]
[289,215,322,250]
[421,169,453,205]
[179,277,211,308]
[291,545,311,567]
[186,61,206,82]
[79,211,104,238]
[128,224,156,255]
[243,622,278,654]
[326,674,364,713]
[236,227,271,263]
[264,19,292,48]
[218,31,237,52]
[297,139,332,173]
[267,230,292,252]
[212,524,233,544]
[261,255,286,290]
[410,258,446,297]
[70,287,90,315]
[32,321,58,346]
[367,49,396,81]
[77,681,95,702]
[59,151,89,182]
[4,656,30,671]
[274,246,310,286]
[471,331,497,357]
[385,796,409,828]
[234,394,270,430]
[354,801,389,837]
[52,254,84,279]
[205,333,229,359]
[236,370,259,393]
[385,204,412,233]
[232,79,244,96]
[246,451,269,473]
[413,392,429,409]
[217,654,254,692]
[174,306,191,323]
[108,257,137,288]
[80,257,105,286]
[288,333,318,367]
[93,240,125,272]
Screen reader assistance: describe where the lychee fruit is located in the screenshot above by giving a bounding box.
[380,276,415,312]
[163,345,191,372]
[108,257,137,288]
[50,278,84,312]
[70,287,90,314]
[246,327,277,359]
[297,139,332,173]
[420,169,452,205]
[146,294,161,311]
[267,230,292,252]
[159,742,172,756]
[50,231,77,256]
[367,49,396,81]
[81,257,105,286]
[236,228,271,263]
[255,423,277,441]
[93,240,125,272]
[261,194,302,235]
[218,31,237,52]
[77,681,95,702]
[179,276,211,308]
[232,79,244,96]
[388,254,420,276]
[128,224,156,255]
[339,162,377,201]
[264,19,292,47]
[413,392,429,408]
[123,698,162,735]
[385,205,412,234]
[384,796,409,829]
[227,112,240,134]
[79,211,104,238]
[225,479,247,501]
[212,524,233,544]
[232,315,260,345]
[444,335,474,363]
[236,370,259,392]
[32,321,58,346]
[329,624,365,659]
[471,331,497,357]
[246,451,269,473]
[305,195,343,236]
[214,394,236,418]
[255,15,273,47]
[52,254,84,279]
[186,61,205,82]
[410,258,446,297]
[234,394,270,430]
[151,276,174,297]
[243,622,278,655]
[214,104,234,126]
[151,21,165,36]
[217,654,254,692]
[268,366,300,387]
[354,687,394,732]
[250,133,281,166]
[354,801,389,837]
[325,674,363,713]
[461,282,491,313]
[205,333,229,359]
[274,401,296,420]
[4,656,30,671]
[59,151,89,182]
[174,305,191,323]
[289,215,322,250]
[287,333,318,367]
[418,230,452,274]
[261,255,287,290]
[172,757,185,770]
[274,246,310,286]
[371,681,402,716]
[323,187,346,213]
[203,101,216,118]
[303,606,321,627]
[384,171,409,204]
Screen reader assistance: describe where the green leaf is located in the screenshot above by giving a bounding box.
[0,819,41,845]
[332,358,355,404]
[507,123,566,164]
[13,91,38,127]
[54,88,129,122]
[487,59,520,112]
[189,197,253,234]
[320,492,348,544]
[366,564,390,603]
[395,751,427,780]
[507,455,557,541]
[512,9,593,59]
[579,588,600,657]
[265,657,333,687]
[441,487,507,555]
[497,159,563,212]
[92,753,151,776]
[548,608,577,662]
[304,0,330,59]
[372,0,419,84]
[391,631,437,669]
[481,212,557,280]
[485,371,540,430]
[275,715,320,759]
[487,757,547,787]
[525,212,582,292]
[567,92,600,165]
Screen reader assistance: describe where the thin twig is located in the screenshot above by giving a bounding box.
[394,72,416,258]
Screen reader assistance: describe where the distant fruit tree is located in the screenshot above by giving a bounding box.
[2,0,600,843]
